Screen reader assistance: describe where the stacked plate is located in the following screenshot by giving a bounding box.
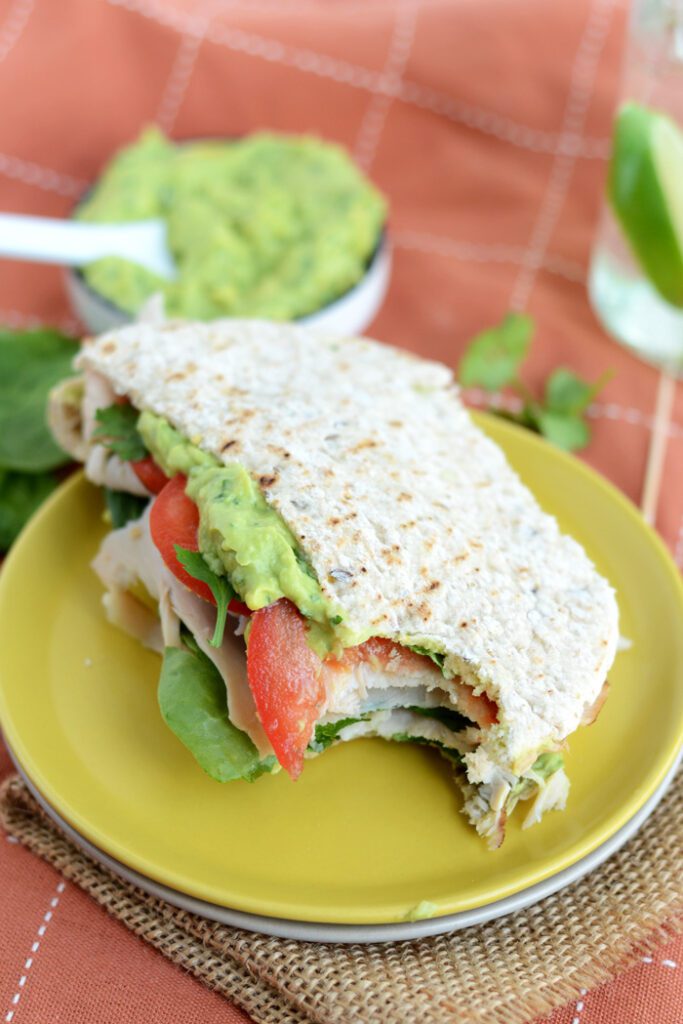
[2,415,682,943]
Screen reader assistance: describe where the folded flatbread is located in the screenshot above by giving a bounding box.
[50,319,619,846]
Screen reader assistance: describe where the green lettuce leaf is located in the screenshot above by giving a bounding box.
[158,643,274,782]
[174,545,236,647]
[0,469,57,548]
[309,714,370,753]
[407,645,446,670]
[408,705,471,732]
[0,327,77,473]
[93,403,147,462]
[104,487,148,528]
[310,705,471,754]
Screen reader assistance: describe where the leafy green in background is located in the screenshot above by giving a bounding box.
[0,328,77,549]
[460,314,534,392]
[0,328,77,472]
[459,314,611,452]
[0,470,58,550]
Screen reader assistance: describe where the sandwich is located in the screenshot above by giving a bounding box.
[49,319,619,847]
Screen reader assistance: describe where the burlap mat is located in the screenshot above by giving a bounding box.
[2,773,682,1024]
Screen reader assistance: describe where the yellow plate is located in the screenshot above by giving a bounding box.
[1,413,682,925]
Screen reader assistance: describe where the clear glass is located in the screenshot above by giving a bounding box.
[588,0,683,374]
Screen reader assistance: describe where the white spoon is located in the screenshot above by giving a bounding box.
[0,212,176,279]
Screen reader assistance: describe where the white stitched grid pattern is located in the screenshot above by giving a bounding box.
[156,31,206,133]
[510,0,617,311]
[354,0,419,170]
[393,231,587,284]
[3,880,67,1023]
[0,0,34,66]
[571,987,589,1024]
[0,151,87,196]
[642,956,679,968]
[107,0,611,159]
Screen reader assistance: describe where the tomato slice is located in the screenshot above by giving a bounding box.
[327,638,498,727]
[150,475,212,602]
[246,599,324,779]
[149,474,250,616]
[132,456,169,495]
[450,679,498,728]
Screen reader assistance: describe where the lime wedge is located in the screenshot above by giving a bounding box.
[608,102,683,309]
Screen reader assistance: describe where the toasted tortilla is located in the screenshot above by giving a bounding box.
[75,319,619,774]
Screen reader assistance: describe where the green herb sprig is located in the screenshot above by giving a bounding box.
[174,545,237,648]
[93,403,147,462]
[459,314,612,452]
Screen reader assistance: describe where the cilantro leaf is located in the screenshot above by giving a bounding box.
[545,367,614,417]
[104,487,148,528]
[544,368,596,415]
[459,313,534,391]
[93,404,147,462]
[174,545,236,648]
[527,369,611,451]
[0,469,57,549]
[532,409,591,452]
[408,705,470,732]
[459,314,612,453]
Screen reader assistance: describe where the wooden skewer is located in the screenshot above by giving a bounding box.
[641,367,677,527]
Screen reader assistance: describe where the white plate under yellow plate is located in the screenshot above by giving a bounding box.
[1,413,682,926]
[10,746,681,942]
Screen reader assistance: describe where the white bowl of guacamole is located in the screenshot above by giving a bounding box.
[67,129,390,337]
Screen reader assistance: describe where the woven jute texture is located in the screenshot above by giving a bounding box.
[2,773,682,1024]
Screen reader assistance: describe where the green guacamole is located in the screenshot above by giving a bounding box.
[77,128,387,321]
[138,412,360,654]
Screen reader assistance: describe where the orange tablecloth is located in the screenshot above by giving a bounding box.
[0,0,681,1021]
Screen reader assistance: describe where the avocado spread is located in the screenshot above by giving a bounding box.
[77,128,387,321]
[137,411,359,654]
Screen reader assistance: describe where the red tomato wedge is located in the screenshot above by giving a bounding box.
[150,475,213,603]
[325,636,428,673]
[450,679,498,728]
[246,599,324,779]
[246,605,498,778]
[326,637,498,728]
[131,456,169,495]
[149,475,250,616]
